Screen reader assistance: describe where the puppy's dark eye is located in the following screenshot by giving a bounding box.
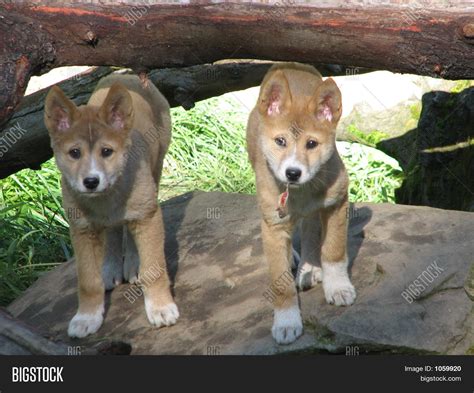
[275,137,287,147]
[69,148,81,159]
[306,140,318,149]
[102,148,114,158]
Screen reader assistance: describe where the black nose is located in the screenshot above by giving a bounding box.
[286,168,302,182]
[83,177,100,190]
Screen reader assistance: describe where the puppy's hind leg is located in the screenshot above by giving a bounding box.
[124,228,139,284]
[102,226,124,291]
[320,199,356,306]
[291,247,300,269]
[296,214,323,290]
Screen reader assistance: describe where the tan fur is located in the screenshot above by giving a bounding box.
[246,63,355,344]
[44,74,177,337]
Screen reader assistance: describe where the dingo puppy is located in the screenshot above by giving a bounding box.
[246,63,356,344]
[44,74,179,338]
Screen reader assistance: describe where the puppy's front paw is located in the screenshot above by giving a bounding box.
[296,262,322,290]
[68,309,104,338]
[145,299,179,328]
[272,306,303,345]
[323,278,356,306]
[322,262,356,306]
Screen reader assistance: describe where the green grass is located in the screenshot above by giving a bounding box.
[339,142,403,203]
[0,160,70,304]
[0,95,403,306]
[346,124,389,147]
[160,97,256,200]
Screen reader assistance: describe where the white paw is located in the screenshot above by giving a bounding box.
[145,299,179,328]
[272,306,303,345]
[68,308,104,338]
[296,262,322,290]
[322,262,356,306]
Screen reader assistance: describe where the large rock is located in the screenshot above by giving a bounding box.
[7,192,474,355]
[335,72,472,141]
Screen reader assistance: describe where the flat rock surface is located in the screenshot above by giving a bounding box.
[7,192,474,355]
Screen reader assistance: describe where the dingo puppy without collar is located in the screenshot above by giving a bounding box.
[246,63,356,345]
[44,74,179,338]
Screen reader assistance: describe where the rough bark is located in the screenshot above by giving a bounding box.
[1,1,473,129]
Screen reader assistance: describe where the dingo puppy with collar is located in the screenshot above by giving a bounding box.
[44,74,179,338]
[246,63,356,344]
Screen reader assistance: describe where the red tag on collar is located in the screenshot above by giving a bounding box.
[276,184,289,219]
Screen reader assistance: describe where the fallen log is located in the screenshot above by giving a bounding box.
[0,308,69,355]
[0,61,370,179]
[1,1,473,129]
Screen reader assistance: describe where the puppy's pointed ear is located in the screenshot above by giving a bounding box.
[308,78,342,124]
[258,70,292,117]
[44,86,78,134]
[99,83,134,132]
